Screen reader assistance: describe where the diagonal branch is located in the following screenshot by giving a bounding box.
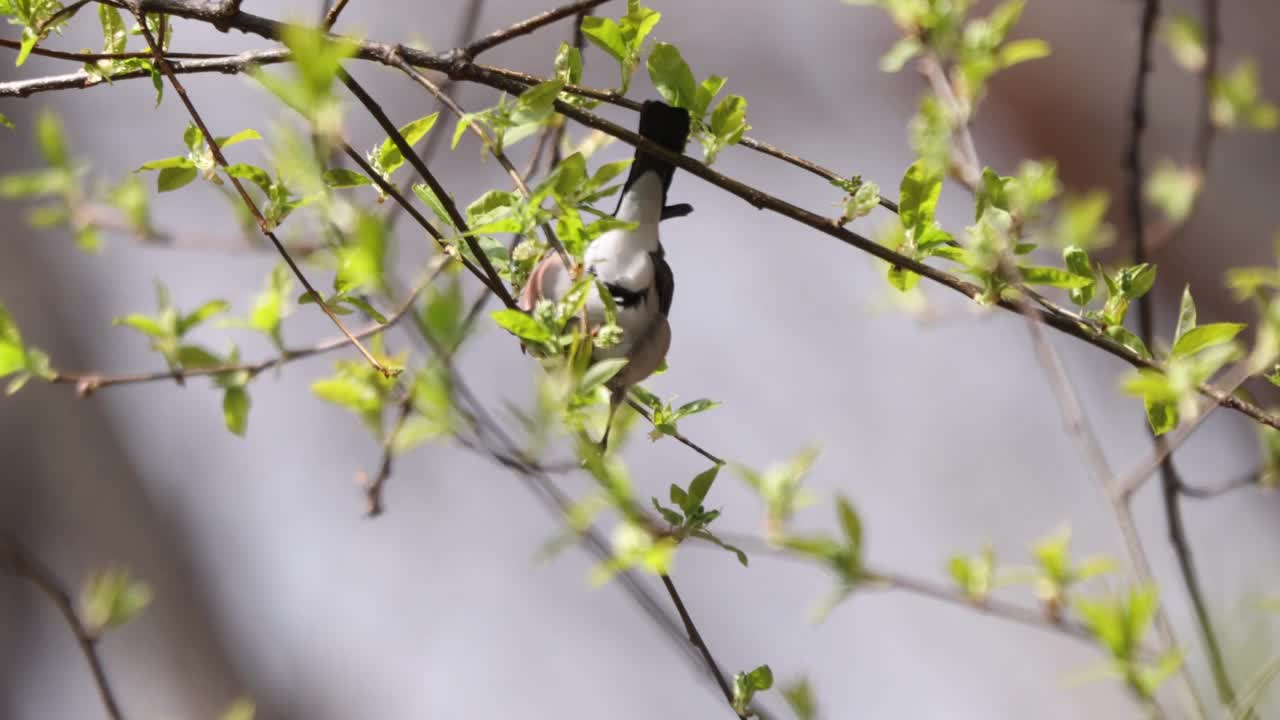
[1,535,125,720]
[463,0,612,58]
[1124,0,1234,714]
[660,573,747,719]
[135,19,396,377]
[337,69,519,309]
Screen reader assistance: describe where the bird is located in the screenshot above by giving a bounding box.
[519,99,692,449]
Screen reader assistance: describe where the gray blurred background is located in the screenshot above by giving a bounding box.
[3,0,1279,718]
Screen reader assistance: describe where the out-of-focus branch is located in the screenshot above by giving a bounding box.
[0,535,125,720]
[463,0,612,58]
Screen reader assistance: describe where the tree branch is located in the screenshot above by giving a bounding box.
[136,19,396,377]
[0,535,125,720]
[660,573,747,719]
[463,0,612,58]
[50,259,445,393]
[337,69,519,310]
[1124,0,1232,714]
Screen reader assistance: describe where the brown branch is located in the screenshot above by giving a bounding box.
[0,37,226,62]
[388,54,573,271]
[625,398,724,465]
[463,0,612,58]
[320,0,350,30]
[337,69,519,310]
[50,260,444,393]
[383,0,486,233]
[660,573,747,719]
[135,20,395,377]
[1124,0,1230,714]
[359,395,413,516]
[1,535,124,720]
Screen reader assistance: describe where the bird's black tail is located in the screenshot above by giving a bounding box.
[617,100,690,206]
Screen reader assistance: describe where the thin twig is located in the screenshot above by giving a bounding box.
[0,37,226,62]
[50,261,444,393]
[1,535,124,720]
[463,0,611,58]
[389,54,573,270]
[321,0,350,30]
[660,573,747,719]
[383,0,486,233]
[136,20,395,377]
[337,69,519,310]
[34,0,92,34]
[360,395,413,516]
[1124,0,1224,714]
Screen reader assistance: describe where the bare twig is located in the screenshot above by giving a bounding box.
[0,37,226,62]
[1124,0,1229,714]
[463,0,611,58]
[660,573,747,719]
[383,0,486,233]
[136,20,395,377]
[320,0,350,30]
[360,395,413,516]
[337,70,519,310]
[1,535,124,720]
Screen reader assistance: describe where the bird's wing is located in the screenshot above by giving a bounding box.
[652,249,674,317]
[610,314,671,389]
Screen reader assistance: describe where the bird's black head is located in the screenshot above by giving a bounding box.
[619,101,691,203]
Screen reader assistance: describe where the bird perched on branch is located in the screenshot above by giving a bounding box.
[520,100,692,448]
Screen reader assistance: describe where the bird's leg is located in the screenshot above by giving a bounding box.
[599,386,626,451]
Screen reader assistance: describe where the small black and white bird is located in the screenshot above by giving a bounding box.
[520,100,692,447]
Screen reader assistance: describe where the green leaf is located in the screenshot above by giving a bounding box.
[581,16,627,62]
[223,386,250,436]
[81,569,151,632]
[178,299,230,335]
[1118,263,1157,300]
[98,4,127,56]
[177,345,223,369]
[35,110,69,169]
[879,37,922,72]
[836,494,862,550]
[491,309,552,344]
[376,112,438,178]
[1161,14,1205,71]
[1172,322,1245,358]
[137,156,195,171]
[0,113,12,129]
[224,163,272,194]
[215,128,262,149]
[647,43,698,110]
[975,167,1009,222]
[1107,325,1151,359]
[1174,284,1197,342]
[220,698,256,720]
[1019,265,1094,289]
[705,94,748,163]
[782,678,817,720]
[554,42,583,85]
[113,314,168,338]
[312,376,380,413]
[1145,395,1179,435]
[1063,246,1096,306]
[1145,160,1200,223]
[998,38,1050,68]
[899,161,942,234]
[156,165,198,192]
[684,465,720,514]
[0,302,26,377]
[1056,190,1114,249]
[579,358,629,395]
[323,168,370,188]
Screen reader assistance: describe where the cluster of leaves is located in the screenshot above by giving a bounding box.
[643,42,748,163]
[948,526,1113,617]
[310,336,409,441]
[0,301,52,395]
[731,664,774,716]
[845,0,1049,175]
[628,386,719,442]
[1122,286,1245,434]
[82,9,170,101]
[580,0,661,93]
[0,110,115,251]
[3,0,71,66]
[80,568,151,635]
[1075,586,1184,706]
[833,175,882,224]
[250,24,357,141]
[650,464,748,566]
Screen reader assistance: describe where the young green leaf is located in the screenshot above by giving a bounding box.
[647,42,698,109]
[1171,322,1245,358]
[223,386,250,436]
[491,309,553,344]
[81,569,152,633]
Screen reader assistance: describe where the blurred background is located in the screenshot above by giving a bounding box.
[2,0,1279,717]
